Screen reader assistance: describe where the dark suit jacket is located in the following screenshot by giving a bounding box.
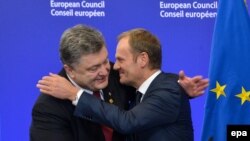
[30,64,135,141]
[74,72,194,141]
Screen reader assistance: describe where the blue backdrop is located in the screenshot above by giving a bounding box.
[0,0,217,140]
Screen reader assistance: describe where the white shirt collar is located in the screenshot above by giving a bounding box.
[137,70,161,96]
[66,73,92,93]
[66,73,103,98]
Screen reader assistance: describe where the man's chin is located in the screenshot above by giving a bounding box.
[119,79,127,85]
[96,81,108,89]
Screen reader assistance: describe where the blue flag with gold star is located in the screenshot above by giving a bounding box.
[202,0,250,140]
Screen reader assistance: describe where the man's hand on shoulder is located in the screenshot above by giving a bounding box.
[36,73,78,101]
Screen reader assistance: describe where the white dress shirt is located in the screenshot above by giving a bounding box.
[66,74,103,105]
[137,70,161,102]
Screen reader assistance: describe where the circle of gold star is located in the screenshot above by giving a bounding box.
[235,87,250,105]
[210,81,226,99]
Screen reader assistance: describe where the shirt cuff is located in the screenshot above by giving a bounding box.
[72,89,84,106]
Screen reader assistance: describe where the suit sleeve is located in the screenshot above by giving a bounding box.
[30,96,74,141]
[74,80,182,134]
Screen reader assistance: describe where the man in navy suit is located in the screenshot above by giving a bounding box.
[37,27,208,141]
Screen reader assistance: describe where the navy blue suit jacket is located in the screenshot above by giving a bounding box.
[74,72,193,141]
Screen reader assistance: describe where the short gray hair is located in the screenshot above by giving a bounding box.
[59,24,106,67]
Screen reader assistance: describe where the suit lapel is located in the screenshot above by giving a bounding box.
[141,72,163,102]
[102,87,116,105]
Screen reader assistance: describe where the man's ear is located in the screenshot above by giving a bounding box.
[64,64,75,78]
[138,52,149,68]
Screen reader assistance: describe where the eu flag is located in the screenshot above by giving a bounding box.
[201,0,250,140]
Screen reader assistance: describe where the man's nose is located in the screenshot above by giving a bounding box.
[99,64,109,75]
[113,62,119,70]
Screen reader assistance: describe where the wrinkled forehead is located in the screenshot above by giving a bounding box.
[78,47,108,66]
[116,38,133,56]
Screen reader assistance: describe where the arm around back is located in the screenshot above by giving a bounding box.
[74,73,185,134]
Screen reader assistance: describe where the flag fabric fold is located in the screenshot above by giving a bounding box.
[202,0,250,140]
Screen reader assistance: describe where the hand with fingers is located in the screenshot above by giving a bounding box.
[36,73,79,101]
[178,70,209,98]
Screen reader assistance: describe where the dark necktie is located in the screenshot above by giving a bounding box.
[93,91,113,141]
[136,91,143,105]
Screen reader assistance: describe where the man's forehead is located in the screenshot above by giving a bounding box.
[79,52,107,67]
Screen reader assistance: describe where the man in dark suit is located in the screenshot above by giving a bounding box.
[30,24,135,141]
[30,67,134,141]
[73,28,194,141]
[37,27,209,141]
